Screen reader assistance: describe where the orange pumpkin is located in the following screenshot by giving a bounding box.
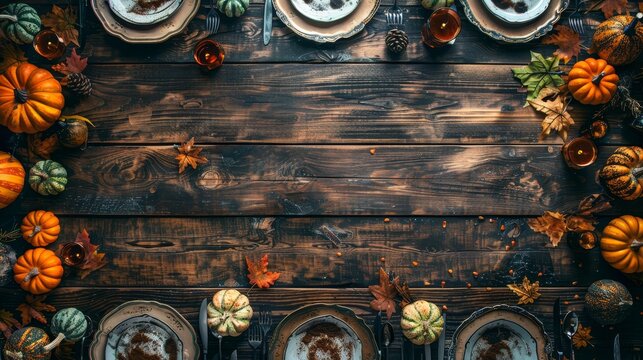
[601,215,643,273]
[568,58,619,105]
[0,151,25,209]
[21,210,60,247]
[0,63,64,134]
[13,248,63,294]
[590,13,643,66]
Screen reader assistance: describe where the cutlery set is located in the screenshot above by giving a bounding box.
[376,313,446,360]
[553,297,580,360]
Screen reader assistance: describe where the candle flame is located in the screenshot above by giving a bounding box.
[440,22,447,29]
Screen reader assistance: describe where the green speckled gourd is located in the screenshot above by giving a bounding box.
[0,3,41,45]
[584,279,633,325]
[216,0,249,17]
[3,326,63,360]
[400,300,444,345]
[419,0,453,10]
[51,308,88,342]
[29,160,67,196]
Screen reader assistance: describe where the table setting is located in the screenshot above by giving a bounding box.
[0,0,642,358]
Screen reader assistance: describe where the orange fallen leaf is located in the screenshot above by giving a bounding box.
[175,137,208,173]
[528,211,567,247]
[52,48,88,75]
[246,255,280,289]
[0,309,21,338]
[565,215,596,233]
[541,25,582,64]
[573,323,593,348]
[588,0,628,18]
[507,277,541,305]
[41,5,79,46]
[369,268,398,319]
[17,295,56,326]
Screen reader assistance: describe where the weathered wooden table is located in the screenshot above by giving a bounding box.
[1,0,642,359]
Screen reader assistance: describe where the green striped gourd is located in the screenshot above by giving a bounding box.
[3,327,64,360]
[51,308,88,342]
[590,13,643,66]
[0,3,41,45]
[29,160,67,196]
[216,0,249,17]
[420,0,453,10]
[400,300,444,345]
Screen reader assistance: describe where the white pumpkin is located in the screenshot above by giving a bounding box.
[400,300,444,345]
[207,289,253,337]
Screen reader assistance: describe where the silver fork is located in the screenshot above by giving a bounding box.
[206,0,221,35]
[567,0,585,34]
[258,310,273,360]
[384,0,404,28]
[248,324,263,360]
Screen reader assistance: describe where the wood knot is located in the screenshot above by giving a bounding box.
[196,168,230,190]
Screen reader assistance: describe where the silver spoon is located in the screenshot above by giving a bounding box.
[383,322,394,360]
[563,311,579,360]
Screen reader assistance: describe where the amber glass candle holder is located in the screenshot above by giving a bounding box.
[562,137,598,169]
[33,29,66,60]
[422,7,462,48]
[578,231,598,250]
[194,39,225,70]
[60,242,86,267]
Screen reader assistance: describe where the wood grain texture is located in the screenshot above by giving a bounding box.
[8,145,642,216]
[55,63,638,145]
[0,287,640,359]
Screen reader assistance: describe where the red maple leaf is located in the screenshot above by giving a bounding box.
[246,255,280,289]
[52,48,88,75]
[17,295,56,326]
[75,229,108,279]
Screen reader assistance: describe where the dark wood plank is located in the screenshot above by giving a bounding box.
[56,64,638,145]
[8,144,640,216]
[0,287,641,359]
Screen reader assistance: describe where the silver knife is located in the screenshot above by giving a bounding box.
[199,298,209,360]
[230,349,238,360]
[614,334,621,360]
[437,313,446,360]
[424,343,431,360]
[262,0,273,45]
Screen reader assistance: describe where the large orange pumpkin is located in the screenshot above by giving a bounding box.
[590,13,643,66]
[0,63,64,134]
[21,210,60,247]
[601,215,643,273]
[568,58,619,105]
[0,151,25,209]
[13,248,63,294]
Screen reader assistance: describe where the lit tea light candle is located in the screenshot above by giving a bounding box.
[60,242,86,267]
[33,29,66,60]
[562,137,598,169]
[194,39,225,70]
[422,7,462,48]
[578,231,597,250]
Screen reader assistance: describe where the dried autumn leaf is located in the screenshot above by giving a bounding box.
[246,255,280,289]
[52,48,88,75]
[529,211,567,247]
[0,41,28,73]
[17,295,56,326]
[528,87,575,141]
[572,323,593,349]
[369,268,398,319]
[0,309,21,339]
[175,137,208,173]
[74,229,108,279]
[566,215,596,233]
[393,278,414,309]
[512,51,566,104]
[588,0,628,18]
[28,133,60,162]
[41,5,79,46]
[541,25,582,64]
[576,193,612,217]
[507,276,541,305]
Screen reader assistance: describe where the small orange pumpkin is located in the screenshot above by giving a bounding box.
[21,210,60,247]
[601,215,643,273]
[0,63,64,134]
[13,248,63,294]
[568,58,619,105]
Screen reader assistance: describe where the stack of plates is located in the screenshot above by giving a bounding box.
[91,0,200,43]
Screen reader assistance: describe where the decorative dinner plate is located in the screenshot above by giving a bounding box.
[108,0,183,25]
[481,0,551,24]
[289,0,361,23]
[92,0,199,43]
[269,304,378,360]
[90,300,199,360]
[274,0,379,42]
[460,0,568,43]
[448,304,552,360]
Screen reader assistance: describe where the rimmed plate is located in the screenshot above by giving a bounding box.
[269,304,378,360]
[460,0,568,43]
[108,0,183,25]
[481,0,551,24]
[448,304,552,360]
[90,300,199,360]
[290,0,361,23]
[92,0,199,43]
[274,0,379,42]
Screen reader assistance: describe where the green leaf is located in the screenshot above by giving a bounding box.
[512,51,565,106]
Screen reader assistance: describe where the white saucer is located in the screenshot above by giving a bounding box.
[481,0,551,24]
[289,0,361,23]
[108,0,183,25]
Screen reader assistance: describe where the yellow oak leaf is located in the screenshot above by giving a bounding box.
[507,277,541,305]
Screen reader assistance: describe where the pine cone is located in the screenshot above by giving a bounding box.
[62,73,92,96]
[386,29,408,54]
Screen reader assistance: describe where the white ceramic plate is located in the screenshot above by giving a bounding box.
[481,0,551,24]
[108,0,183,25]
[284,315,362,360]
[105,315,183,360]
[289,0,361,23]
